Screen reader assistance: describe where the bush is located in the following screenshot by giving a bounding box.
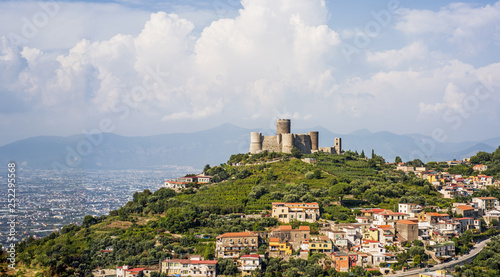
[305,172,314,179]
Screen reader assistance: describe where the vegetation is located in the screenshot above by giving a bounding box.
[7,149,494,276]
[454,235,500,277]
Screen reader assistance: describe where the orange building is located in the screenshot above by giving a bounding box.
[332,252,350,272]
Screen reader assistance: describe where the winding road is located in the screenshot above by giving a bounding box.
[390,237,492,277]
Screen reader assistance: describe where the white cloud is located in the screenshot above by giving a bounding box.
[396,1,500,56]
[366,41,427,68]
[1,0,500,144]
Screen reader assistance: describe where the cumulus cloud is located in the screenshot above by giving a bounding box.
[366,41,427,68]
[1,0,500,144]
[396,1,500,56]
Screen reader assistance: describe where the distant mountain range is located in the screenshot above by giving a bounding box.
[1,124,499,170]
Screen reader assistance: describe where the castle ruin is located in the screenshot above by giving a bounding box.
[249,119,342,155]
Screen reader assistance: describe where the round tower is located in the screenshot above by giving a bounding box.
[309,131,319,151]
[249,132,262,153]
[276,119,291,135]
[282,133,293,154]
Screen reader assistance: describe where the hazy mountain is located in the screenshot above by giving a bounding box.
[1,124,498,170]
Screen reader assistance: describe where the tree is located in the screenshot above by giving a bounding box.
[413,254,421,266]
[490,219,499,227]
[395,156,402,164]
[409,246,424,257]
[371,149,375,159]
[203,164,211,173]
[291,147,302,159]
[412,240,423,247]
[360,150,365,158]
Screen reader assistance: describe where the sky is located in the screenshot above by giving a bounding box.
[1,0,500,146]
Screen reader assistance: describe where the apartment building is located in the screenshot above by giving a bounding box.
[271,202,320,223]
[161,257,217,277]
[269,225,310,250]
[216,232,259,258]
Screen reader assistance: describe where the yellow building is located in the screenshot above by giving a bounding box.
[363,227,379,241]
[309,236,333,254]
[269,238,292,258]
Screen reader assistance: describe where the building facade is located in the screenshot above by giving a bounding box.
[216,232,259,258]
[271,202,320,223]
[161,257,217,277]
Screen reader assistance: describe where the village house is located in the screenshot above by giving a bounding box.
[271,202,320,223]
[216,232,259,258]
[308,236,333,254]
[472,197,498,213]
[454,217,476,232]
[398,203,423,217]
[396,220,418,242]
[428,241,455,258]
[483,209,500,225]
[269,225,310,250]
[269,238,292,258]
[473,164,488,172]
[373,210,408,227]
[331,252,350,272]
[455,205,476,218]
[238,254,262,276]
[160,257,217,277]
[322,229,349,250]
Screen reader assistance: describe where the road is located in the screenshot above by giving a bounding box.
[390,237,492,277]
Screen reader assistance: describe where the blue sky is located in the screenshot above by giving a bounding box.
[1,0,500,146]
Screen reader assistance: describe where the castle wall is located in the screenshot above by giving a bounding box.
[293,134,312,154]
[248,119,342,155]
[261,136,281,152]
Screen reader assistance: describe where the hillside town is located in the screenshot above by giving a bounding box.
[92,157,500,277]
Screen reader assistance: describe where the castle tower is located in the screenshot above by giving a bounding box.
[334,137,342,154]
[249,132,262,153]
[309,131,319,151]
[276,119,291,135]
[282,133,293,154]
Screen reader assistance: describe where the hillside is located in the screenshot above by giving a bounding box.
[3,151,450,276]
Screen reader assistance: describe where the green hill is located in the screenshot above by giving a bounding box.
[3,151,449,276]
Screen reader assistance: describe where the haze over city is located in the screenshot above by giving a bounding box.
[1,0,500,146]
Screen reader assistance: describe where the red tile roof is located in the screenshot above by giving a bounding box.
[397,220,418,225]
[456,205,474,211]
[217,232,257,238]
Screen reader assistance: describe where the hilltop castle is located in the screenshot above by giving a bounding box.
[249,119,342,155]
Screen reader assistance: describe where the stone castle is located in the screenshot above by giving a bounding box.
[249,119,342,155]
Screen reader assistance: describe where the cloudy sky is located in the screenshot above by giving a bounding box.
[1,0,500,146]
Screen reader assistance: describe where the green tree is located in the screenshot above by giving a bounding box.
[360,150,365,158]
[413,254,421,266]
[291,147,302,159]
[395,156,402,164]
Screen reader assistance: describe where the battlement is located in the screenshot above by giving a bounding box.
[249,119,342,155]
